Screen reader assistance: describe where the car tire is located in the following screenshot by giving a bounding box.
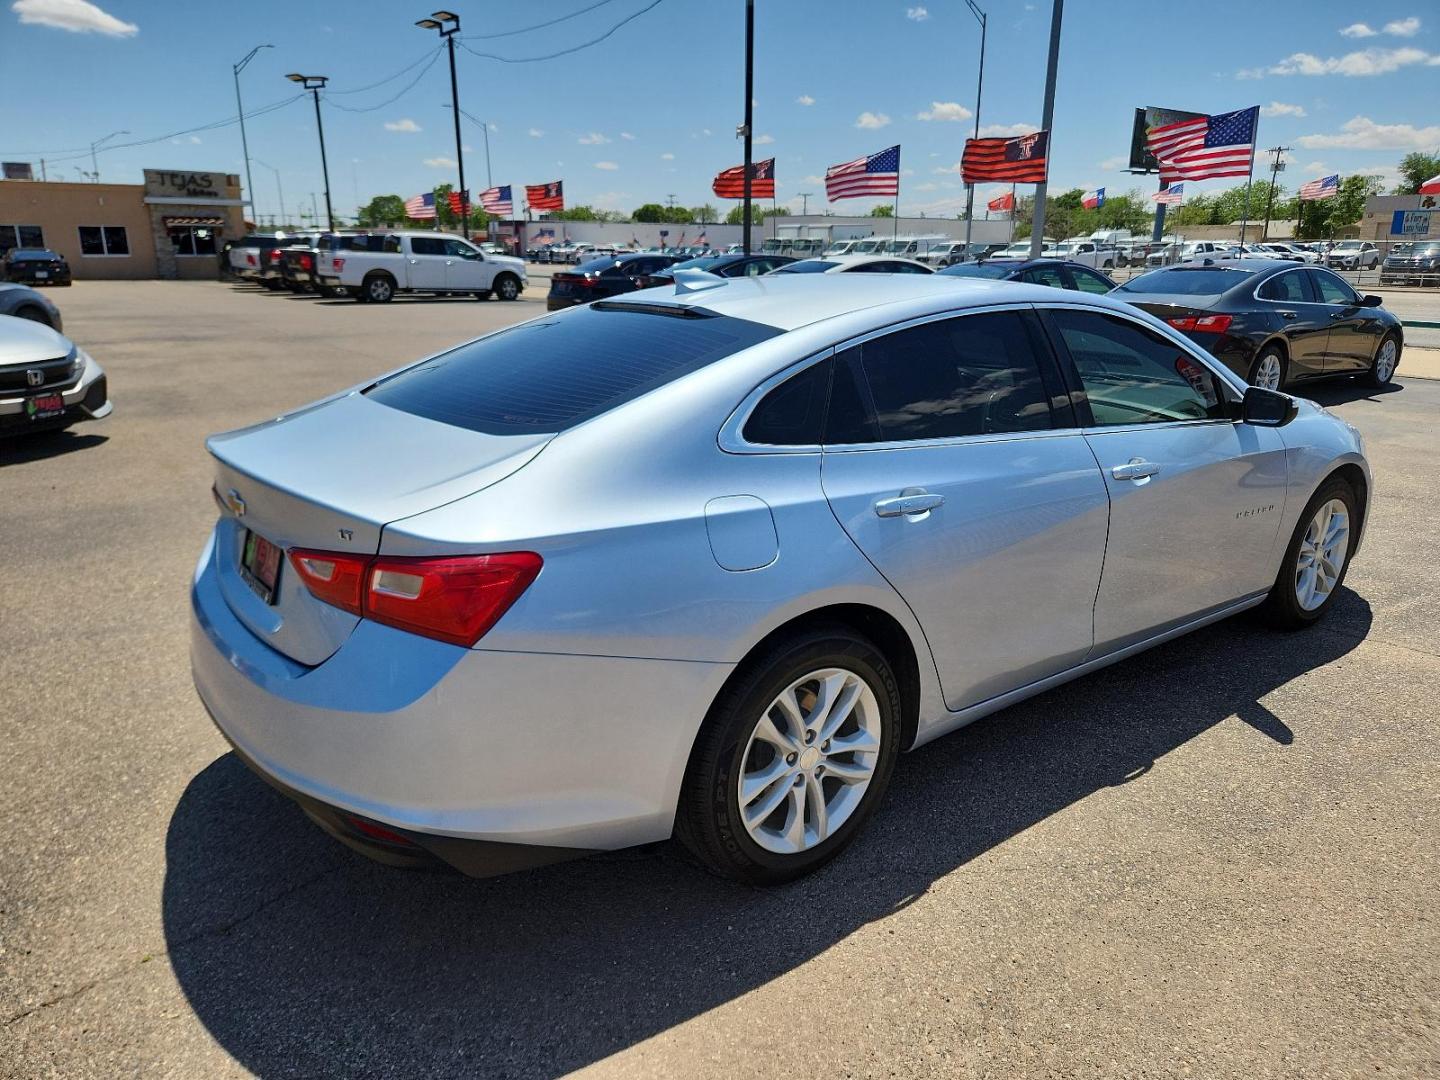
[1260,476,1358,630]
[674,626,902,885]
[363,273,396,303]
[1249,345,1287,391]
[1362,333,1401,388]
[493,273,521,301]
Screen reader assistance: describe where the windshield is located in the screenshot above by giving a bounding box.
[1334,241,1362,250]
[771,260,838,274]
[1116,267,1252,296]
[939,261,1017,279]
[852,240,883,253]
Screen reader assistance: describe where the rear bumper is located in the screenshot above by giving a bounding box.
[189,527,730,866]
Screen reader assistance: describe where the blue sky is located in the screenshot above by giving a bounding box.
[2,0,1437,221]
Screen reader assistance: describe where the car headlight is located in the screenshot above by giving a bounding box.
[71,349,90,379]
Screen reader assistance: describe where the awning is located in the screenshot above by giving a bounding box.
[164,215,225,227]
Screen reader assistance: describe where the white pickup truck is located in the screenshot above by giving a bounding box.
[316,230,528,303]
[1043,239,1117,270]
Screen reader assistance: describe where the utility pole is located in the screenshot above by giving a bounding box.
[233,44,272,224]
[286,74,335,231]
[417,11,468,238]
[741,0,755,255]
[1260,144,1289,241]
[798,192,812,216]
[253,158,286,229]
[962,0,987,253]
[89,130,128,183]
[1029,0,1063,259]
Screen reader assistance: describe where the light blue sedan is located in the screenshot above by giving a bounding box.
[191,272,1370,884]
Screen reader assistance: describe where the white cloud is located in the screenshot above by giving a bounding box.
[1303,161,1328,173]
[1268,46,1431,76]
[1296,115,1440,149]
[754,133,775,145]
[423,156,457,167]
[589,190,629,210]
[1384,17,1421,36]
[13,0,136,35]
[528,127,544,138]
[620,132,636,140]
[978,122,1039,137]
[796,94,815,106]
[594,161,619,170]
[932,164,958,174]
[1340,22,1377,38]
[906,6,929,21]
[914,182,940,192]
[855,111,891,129]
[660,152,675,160]
[702,128,712,136]
[578,132,611,145]
[384,118,422,133]
[1260,101,1307,118]
[1098,155,1127,171]
[801,174,823,185]
[917,101,972,122]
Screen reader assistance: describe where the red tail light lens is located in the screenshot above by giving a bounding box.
[1167,314,1233,334]
[299,254,313,270]
[288,549,542,647]
[332,258,345,271]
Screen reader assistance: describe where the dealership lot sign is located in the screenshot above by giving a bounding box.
[1390,209,1434,237]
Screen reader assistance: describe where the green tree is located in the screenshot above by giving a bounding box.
[1394,152,1440,194]
[633,203,667,222]
[723,203,789,225]
[869,204,895,217]
[692,203,719,224]
[358,195,407,227]
[548,205,601,221]
[1316,174,1384,236]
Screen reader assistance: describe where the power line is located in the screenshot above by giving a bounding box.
[461,0,622,39]
[326,45,442,94]
[457,0,666,64]
[325,48,445,112]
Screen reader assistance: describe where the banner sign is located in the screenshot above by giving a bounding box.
[1390,209,1434,237]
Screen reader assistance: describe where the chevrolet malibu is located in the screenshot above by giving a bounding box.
[192,274,1371,884]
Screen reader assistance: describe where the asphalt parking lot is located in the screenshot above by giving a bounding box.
[2,279,1438,1078]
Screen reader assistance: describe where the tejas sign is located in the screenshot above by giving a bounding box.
[144,170,223,199]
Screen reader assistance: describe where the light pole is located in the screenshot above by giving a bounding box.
[441,104,492,189]
[252,158,287,229]
[89,130,129,182]
[798,192,812,216]
[962,0,986,252]
[1028,0,1063,259]
[286,74,334,232]
[417,11,469,238]
[233,44,272,223]
[741,0,755,254]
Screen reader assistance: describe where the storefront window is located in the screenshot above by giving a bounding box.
[0,224,45,254]
[78,226,130,256]
[169,225,219,256]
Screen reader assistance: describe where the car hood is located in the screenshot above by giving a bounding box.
[489,254,527,271]
[0,312,74,364]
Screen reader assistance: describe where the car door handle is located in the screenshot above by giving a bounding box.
[1278,310,1298,320]
[1111,459,1161,481]
[874,492,945,518]
[1330,311,1349,319]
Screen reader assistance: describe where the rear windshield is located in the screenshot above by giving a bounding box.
[940,262,1016,279]
[1116,267,1252,296]
[10,249,60,261]
[364,304,782,435]
[574,256,627,274]
[771,260,837,274]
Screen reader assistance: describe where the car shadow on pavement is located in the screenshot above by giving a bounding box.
[1299,380,1404,407]
[163,593,1370,1078]
[0,430,107,465]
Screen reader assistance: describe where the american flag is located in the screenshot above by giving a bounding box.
[826,144,900,201]
[961,131,1049,184]
[479,185,514,215]
[1145,106,1259,182]
[1298,174,1340,201]
[526,180,564,212]
[404,192,436,219]
[713,158,775,199]
[1151,183,1184,205]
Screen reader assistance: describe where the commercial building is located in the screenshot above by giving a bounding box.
[0,168,247,279]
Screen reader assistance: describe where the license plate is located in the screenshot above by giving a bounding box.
[35,270,48,279]
[24,393,64,421]
[240,529,283,605]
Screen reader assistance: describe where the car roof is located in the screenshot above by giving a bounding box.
[623,273,1133,332]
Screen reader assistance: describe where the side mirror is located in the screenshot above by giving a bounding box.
[1361,293,1383,307]
[1241,385,1298,427]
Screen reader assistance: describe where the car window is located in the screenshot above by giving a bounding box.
[742,357,831,445]
[1115,267,1252,297]
[1068,267,1113,295]
[1258,270,1310,302]
[1310,269,1359,305]
[839,311,1055,443]
[444,239,479,258]
[1046,309,1227,427]
[1022,265,1067,289]
[409,236,446,256]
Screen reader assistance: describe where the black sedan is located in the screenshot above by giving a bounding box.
[546,253,680,310]
[3,248,72,287]
[1113,260,1403,390]
[637,253,797,288]
[938,257,1117,294]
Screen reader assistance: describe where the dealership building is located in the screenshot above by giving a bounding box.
[0,168,247,279]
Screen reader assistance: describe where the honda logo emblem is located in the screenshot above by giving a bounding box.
[25,369,43,387]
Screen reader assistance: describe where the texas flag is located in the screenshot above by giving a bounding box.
[1420,173,1440,196]
[1082,187,1105,210]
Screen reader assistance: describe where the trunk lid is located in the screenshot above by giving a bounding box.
[207,392,551,665]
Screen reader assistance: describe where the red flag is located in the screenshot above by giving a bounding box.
[447,190,470,216]
[962,132,1049,184]
[712,158,775,199]
[987,191,1015,213]
[526,181,564,212]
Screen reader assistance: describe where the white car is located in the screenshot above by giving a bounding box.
[1042,240,1116,270]
[316,231,527,303]
[768,254,934,275]
[1326,241,1380,271]
[0,314,111,438]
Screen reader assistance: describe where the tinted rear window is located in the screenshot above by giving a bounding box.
[365,305,782,436]
[939,262,1015,279]
[1116,268,1252,296]
[574,256,625,274]
[771,260,837,274]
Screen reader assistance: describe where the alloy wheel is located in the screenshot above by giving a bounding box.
[737,667,883,855]
[1295,498,1349,611]
[496,275,519,301]
[1254,352,1283,391]
[1374,339,1398,383]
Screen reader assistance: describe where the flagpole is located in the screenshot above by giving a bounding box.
[963,0,986,254]
[741,0,755,255]
[1009,182,1016,244]
[1028,0,1063,259]
[1239,114,1259,248]
[893,161,901,242]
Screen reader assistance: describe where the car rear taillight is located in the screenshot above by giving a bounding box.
[332,258,345,271]
[287,549,542,647]
[299,254,313,270]
[1167,314,1233,334]
[246,253,257,266]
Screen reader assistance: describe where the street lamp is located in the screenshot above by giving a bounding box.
[962,0,986,253]
[252,158,287,229]
[417,10,469,238]
[441,104,492,190]
[286,73,335,232]
[89,130,129,182]
[233,44,273,225]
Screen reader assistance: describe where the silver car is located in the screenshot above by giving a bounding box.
[0,314,111,437]
[191,274,1370,884]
